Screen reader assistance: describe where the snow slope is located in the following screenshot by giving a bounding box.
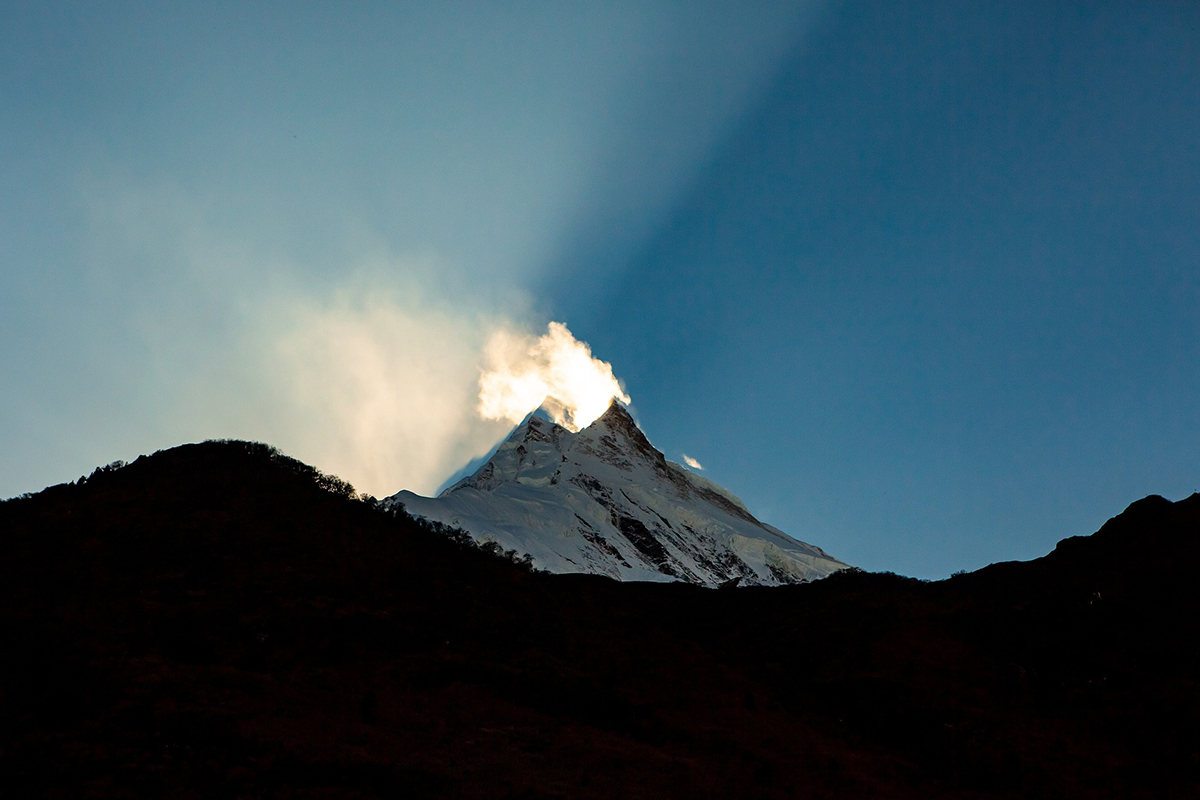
[385,401,847,586]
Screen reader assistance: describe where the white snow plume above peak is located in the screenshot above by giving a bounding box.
[682,454,703,470]
[478,322,631,432]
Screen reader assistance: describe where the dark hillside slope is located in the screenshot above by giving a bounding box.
[1,442,1197,798]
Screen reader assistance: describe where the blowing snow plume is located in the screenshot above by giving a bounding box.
[478,322,630,431]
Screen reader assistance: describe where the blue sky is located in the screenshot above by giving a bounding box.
[3,1,1197,578]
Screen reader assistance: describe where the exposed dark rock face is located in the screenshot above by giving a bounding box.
[615,514,677,575]
[2,442,1198,799]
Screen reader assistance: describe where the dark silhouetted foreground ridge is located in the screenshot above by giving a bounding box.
[2,441,1198,798]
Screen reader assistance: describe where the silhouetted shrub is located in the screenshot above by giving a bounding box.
[315,473,356,498]
[84,459,128,483]
[202,439,358,499]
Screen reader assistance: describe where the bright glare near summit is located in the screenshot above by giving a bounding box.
[2,1,1198,579]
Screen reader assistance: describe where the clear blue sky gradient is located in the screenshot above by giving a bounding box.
[3,1,1198,578]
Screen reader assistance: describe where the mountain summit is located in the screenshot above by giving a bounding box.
[385,400,847,585]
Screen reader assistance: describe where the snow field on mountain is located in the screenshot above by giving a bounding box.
[387,402,847,586]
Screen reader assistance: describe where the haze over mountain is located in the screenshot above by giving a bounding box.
[389,400,846,586]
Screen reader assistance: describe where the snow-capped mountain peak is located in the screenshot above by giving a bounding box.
[387,399,847,586]
[443,402,573,495]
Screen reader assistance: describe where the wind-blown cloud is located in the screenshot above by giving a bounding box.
[478,322,631,431]
[61,178,523,498]
[683,454,704,470]
[45,176,638,501]
[257,284,515,497]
